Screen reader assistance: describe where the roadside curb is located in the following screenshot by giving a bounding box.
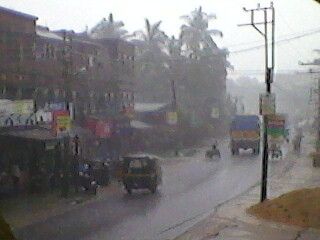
[173,148,305,240]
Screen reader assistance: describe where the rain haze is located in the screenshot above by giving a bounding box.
[0,1,320,240]
[0,0,320,75]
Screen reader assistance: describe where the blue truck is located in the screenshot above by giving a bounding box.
[230,115,261,155]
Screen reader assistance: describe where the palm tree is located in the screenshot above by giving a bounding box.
[180,6,222,57]
[132,19,168,65]
[90,13,128,39]
[132,19,171,102]
[167,35,182,59]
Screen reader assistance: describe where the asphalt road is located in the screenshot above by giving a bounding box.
[16,141,285,240]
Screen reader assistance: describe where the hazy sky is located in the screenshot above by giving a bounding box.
[0,0,319,79]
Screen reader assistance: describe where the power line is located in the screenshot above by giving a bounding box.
[229,27,320,54]
[226,26,320,49]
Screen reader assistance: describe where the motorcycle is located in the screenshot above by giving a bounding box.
[205,147,221,160]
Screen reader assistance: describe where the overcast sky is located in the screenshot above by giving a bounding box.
[0,0,319,80]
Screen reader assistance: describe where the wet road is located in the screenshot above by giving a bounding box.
[16,142,285,240]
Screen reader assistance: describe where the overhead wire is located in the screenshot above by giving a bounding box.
[228,27,320,54]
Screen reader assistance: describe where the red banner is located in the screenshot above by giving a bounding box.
[95,120,112,138]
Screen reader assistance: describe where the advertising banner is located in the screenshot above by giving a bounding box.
[95,120,112,138]
[0,99,35,127]
[0,99,34,116]
[53,110,71,136]
[259,93,275,115]
[14,100,34,115]
[36,110,52,123]
[267,114,285,143]
[0,99,13,117]
[167,112,178,125]
[48,102,66,111]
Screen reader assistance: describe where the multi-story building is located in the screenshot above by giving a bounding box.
[0,6,38,99]
[0,6,135,123]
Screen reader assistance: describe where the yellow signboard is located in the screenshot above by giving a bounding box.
[167,112,178,125]
[56,115,71,132]
[14,100,34,115]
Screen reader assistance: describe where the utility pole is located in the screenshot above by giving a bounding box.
[239,2,275,202]
[171,75,177,110]
[62,31,73,111]
[300,65,320,152]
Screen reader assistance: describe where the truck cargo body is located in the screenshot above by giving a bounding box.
[230,115,260,155]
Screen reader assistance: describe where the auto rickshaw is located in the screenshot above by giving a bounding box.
[121,154,162,194]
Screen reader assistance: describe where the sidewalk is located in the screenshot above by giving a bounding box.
[175,138,320,240]
[0,182,120,229]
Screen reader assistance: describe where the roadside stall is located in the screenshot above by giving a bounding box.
[0,127,64,194]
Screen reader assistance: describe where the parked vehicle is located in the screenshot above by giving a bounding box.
[90,158,110,186]
[121,153,162,194]
[78,163,98,195]
[230,115,261,155]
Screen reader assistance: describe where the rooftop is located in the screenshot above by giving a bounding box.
[0,6,38,20]
[36,27,63,41]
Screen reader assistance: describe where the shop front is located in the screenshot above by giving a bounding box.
[0,127,66,195]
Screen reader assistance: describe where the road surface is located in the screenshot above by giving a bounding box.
[16,141,286,240]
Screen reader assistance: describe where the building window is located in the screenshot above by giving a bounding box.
[72,91,77,99]
[54,89,60,98]
[45,43,50,58]
[1,86,6,96]
[51,46,56,59]
[1,33,7,44]
[90,102,96,113]
[19,44,24,62]
[88,56,94,67]
[1,74,6,81]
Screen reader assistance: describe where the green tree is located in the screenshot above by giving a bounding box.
[90,13,128,39]
[132,19,170,102]
[180,6,222,57]
[177,7,230,125]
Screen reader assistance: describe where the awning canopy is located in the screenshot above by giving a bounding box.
[130,120,152,129]
[1,127,57,141]
[134,103,169,113]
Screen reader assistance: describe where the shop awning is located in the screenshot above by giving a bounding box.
[130,120,152,129]
[1,127,57,141]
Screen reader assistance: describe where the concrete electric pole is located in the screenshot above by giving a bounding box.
[239,2,275,202]
[300,64,320,153]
